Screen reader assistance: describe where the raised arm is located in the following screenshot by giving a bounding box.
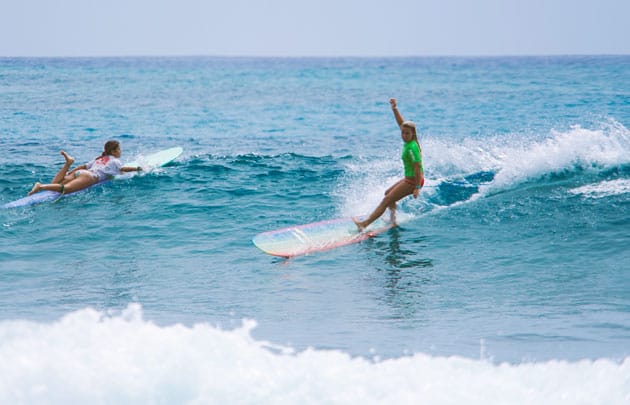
[390,98,404,127]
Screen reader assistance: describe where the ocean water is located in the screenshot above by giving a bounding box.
[1,56,629,403]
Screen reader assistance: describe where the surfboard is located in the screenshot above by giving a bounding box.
[252,216,394,258]
[3,146,183,209]
[114,146,183,180]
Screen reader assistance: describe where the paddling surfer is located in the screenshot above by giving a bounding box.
[28,140,141,196]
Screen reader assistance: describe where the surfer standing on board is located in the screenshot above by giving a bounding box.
[353,98,424,231]
[27,140,142,196]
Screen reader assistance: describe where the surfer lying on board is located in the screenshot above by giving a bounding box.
[27,140,142,196]
[353,98,424,231]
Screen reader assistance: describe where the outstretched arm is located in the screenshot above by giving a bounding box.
[390,98,404,127]
[121,166,143,173]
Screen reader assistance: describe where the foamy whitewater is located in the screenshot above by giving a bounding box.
[1,56,629,403]
[0,305,628,404]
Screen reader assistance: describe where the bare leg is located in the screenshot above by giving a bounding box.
[61,174,97,193]
[353,179,413,231]
[28,182,43,196]
[51,150,75,184]
[29,151,76,195]
[388,202,397,224]
[28,173,95,196]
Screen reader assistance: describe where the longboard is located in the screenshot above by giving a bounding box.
[3,146,183,208]
[252,216,394,258]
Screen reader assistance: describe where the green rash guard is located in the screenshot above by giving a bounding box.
[402,140,423,177]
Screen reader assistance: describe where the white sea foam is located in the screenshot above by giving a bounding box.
[569,179,630,199]
[0,305,628,404]
[482,122,629,193]
[336,158,401,217]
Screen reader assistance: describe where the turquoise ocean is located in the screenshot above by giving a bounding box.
[1,56,629,403]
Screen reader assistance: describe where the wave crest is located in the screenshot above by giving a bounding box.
[338,121,630,214]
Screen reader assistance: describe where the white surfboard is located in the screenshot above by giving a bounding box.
[115,147,183,180]
[3,147,183,208]
[252,216,394,258]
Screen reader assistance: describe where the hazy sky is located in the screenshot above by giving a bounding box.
[2,0,628,57]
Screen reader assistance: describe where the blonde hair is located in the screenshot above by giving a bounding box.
[401,121,418,141]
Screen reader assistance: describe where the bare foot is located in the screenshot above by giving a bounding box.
[28,182,42,196]
[352,216,366,232]
[60,150,75,165]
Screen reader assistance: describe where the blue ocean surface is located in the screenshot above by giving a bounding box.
[1,56,629,403]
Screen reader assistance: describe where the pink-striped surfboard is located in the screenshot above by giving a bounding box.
[252,216,393,258]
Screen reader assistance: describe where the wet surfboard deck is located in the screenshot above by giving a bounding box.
[252,216,394,258]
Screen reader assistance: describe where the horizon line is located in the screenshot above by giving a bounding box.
[1,53,628,59]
